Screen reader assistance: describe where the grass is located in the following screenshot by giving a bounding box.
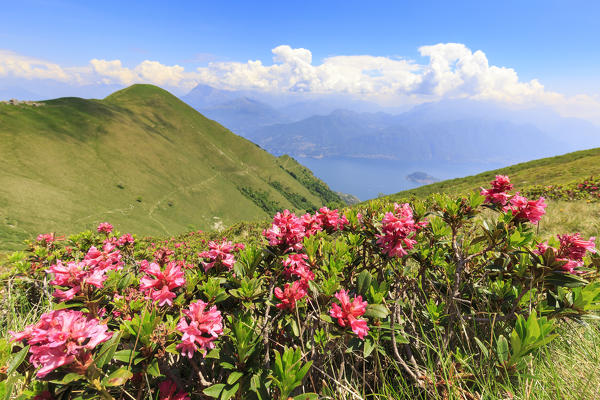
[0,84,340,251]
[384,147,600,201]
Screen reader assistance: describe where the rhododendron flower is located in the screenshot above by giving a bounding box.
[117,233,135,246]
[505,194,547,224]
[315,207,348,232]
[96,222,113,234]
[10,309,112,378]
[535,233,596,273]
[159,379,190,400]
[481,175,513,206]
[301,213,323,237]
[47,259,109,301]
[263,209,306,252]
[177,300,223,358]
[282,253,314,281]
[329,289,369,339]
[198,239,243,272]
[274,280,308,311]
[36,233,63,244]
[83,243,123,271]
[376,203,427,257]
[140,261,186,306]
[558,233,596,261]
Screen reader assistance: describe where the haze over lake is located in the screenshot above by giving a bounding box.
[296,157,504,200]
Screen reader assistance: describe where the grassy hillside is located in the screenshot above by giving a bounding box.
[385,147,600,200]
[0,84,340,250]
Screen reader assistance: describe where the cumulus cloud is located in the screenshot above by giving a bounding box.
[0,44,599,122]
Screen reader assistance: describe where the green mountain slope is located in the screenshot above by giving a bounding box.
[0,84,341,250]
[383,147,600,201]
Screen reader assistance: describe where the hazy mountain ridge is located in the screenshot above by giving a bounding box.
[181,84,600,166]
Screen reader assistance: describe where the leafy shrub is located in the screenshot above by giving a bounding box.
[2,176,600,399]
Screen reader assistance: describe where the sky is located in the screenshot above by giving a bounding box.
[1,0,599,122]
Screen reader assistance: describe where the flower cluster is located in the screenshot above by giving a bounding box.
[537,233,596,273]
[315,207,348,232]
[84,243,124,271]
[36,233,64,245]
[329,290,369,339]
[263,209,307,252]
[282,253,314,282]
[505,194,547,224]
[275,280,308,311]
[177,300,223,358]
[139,261,186,306]
[158,380,190,400]
[481,176,547,224]
[10,309,112,378]
[376,203,426,257]
[198,239,244,272]
[47,243,123,301]
[97,222,114,234]
[481,175,513,205]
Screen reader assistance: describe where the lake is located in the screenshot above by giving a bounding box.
[296,157,505,201]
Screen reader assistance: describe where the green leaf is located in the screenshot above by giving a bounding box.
[203,384,225,398]
[497,335,509,363]
[147,358,161,377]
[294,394,319,400]
[105,368,133,387]
[364,304,389,319]
[356,270,372,296]
[227,371,243,385]
[473,337,489,358]
[52,302,84,310]
[95,332,121,368]
[49,372,84,384]
[7,345,29,375]
[220,383,239,400]
[112,349,140,364]
[363,338,375,358]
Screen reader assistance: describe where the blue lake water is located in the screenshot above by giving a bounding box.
[296,157,505,201]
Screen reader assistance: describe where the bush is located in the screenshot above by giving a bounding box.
[2,176,600,399]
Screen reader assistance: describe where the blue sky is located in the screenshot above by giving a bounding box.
[1,0,599,121]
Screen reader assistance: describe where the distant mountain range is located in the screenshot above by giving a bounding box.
[0,84,341,250]
[181,84,600,166]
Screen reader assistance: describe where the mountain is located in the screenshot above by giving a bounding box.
[384,147,600,200]
[0,84,341,250]
[198,97,290,136]
[250,108,577,164]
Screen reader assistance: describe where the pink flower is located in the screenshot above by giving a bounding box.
[117,233,135,246]
[376,203,426,258]
[198,239,241,272]
[315,207,348,232]
[558,233,596,261]
[301,213,323,237]
[83,243,123,271]
[176,300,223,358]
[9,310,112,378]
[282,253,314,281]
[274,280,308,311]
[263,210,306,253]
[505,194,547,224]
[36,233,63,244]
[158,380,190,400]
[140,261,186,306]
[481,175,513,206]
[47,258,108,301]
[329,289,369,339]
[97,222,113,234]
[535,233,596,273]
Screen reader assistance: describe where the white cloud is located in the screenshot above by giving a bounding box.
[0,50,73,82]
[0,44,599,123]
